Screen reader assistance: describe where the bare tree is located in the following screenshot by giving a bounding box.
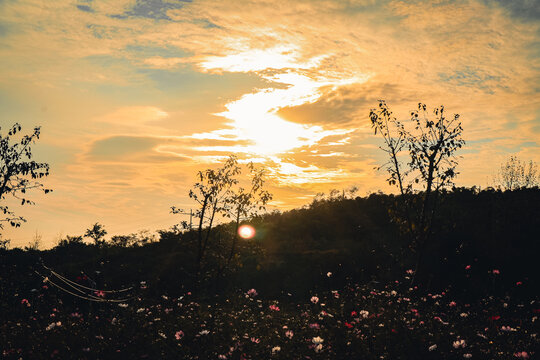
[0,123,51,230]
[370,101,464,275]
[25,230,42,251]
[494,156,539,190]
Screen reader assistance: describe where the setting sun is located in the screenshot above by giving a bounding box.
[238,224,256,239]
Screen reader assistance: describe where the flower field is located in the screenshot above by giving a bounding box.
[1,267,537,359]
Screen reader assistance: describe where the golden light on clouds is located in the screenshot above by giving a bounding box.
[1,0,538,247]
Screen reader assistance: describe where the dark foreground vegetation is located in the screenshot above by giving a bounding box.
[1,188,539,359]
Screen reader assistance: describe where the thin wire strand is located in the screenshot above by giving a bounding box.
[42,264,133,293]
[35,271,134,303]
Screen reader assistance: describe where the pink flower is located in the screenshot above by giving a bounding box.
[516,281,523,286]
[492,269,500,275]
[250,337,260,343]
[310,296,319,304]
[269,304,280,311]
[285,330,294,339]
[174,330,184,340]
[465,265,471,270]
[406,269,414,275]
[94,290,105,298]
[449,301,457,307]
[246,288,258,297]
[514,352,529,359]
[21,299,30,307]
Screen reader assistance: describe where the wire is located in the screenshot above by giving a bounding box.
[42,264,133,293]
[35,271,134,303]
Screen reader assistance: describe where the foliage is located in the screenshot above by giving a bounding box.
[494,156,539,190]
[0,235,10,250]
[110,230,157,247]
[369,101,465,274]
[0,123,51,230]
[173,155,240,273]
[222,162,272,267]
[56,235,85,248]
[172,155,272,277]
[84,223,107,246]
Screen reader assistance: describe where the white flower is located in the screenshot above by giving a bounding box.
[428,344,437,351]
[463,354,472,359]
[118,303,128,308]
[199,330,210,336]
[453,339,466,349]
[359,310,369,318]
[311,296,319,304]
[327,272,332,277]
[312,336,324,344]
[314,344,323,353]
[272,346,281,354]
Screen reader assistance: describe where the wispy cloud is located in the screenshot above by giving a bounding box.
[1,0,539,247]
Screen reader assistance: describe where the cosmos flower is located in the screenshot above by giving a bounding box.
[453,339,466,349]
[312,336,324,345]
[311,296,319,304]
[359,310,369,319]
[175,330,184,340]
[285,330,294,339]
[429,344,437,351]
[272,346,281,354]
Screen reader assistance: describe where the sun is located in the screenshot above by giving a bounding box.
[238,224,256,239]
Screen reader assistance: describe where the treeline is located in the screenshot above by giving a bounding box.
[2,187,538,300]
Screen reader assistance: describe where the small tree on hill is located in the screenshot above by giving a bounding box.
[494,156,539,190]
[370,101,464,277]
[0,123,51,231]
[85,223,107,246]
[223,162,272,267]
[172,155,240,274]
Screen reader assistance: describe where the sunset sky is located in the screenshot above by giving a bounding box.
[1,0,539,248]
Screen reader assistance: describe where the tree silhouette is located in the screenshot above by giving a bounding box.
[0,123,51,230]
[172,155,240,274]
[223,162,272,267]
[494,156,538,190]
[370,101,464,278]
[84,223,107,246]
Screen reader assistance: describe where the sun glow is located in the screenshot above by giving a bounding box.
[189,44,370,184]
[238,224,256,239]
[191,71,364,156]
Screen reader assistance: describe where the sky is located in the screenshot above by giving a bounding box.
[1,0,539,248]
